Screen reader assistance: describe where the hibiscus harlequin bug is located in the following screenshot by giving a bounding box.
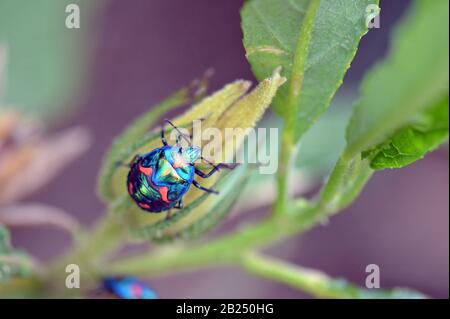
[103,276,157,299]
[126,120,234,217]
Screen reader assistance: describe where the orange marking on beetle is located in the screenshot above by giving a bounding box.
[139,202,151,209]
[159,186,170,203]
[139,164,153,176]
[172,153,187,168]
[128,182,134,194]
[131,283,143,298]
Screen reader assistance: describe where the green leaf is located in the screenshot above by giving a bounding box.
[345,0,449,160]
[0,0,101,121]
[362,96,449,169]
[314,0,449,224]
[241,0,377,140]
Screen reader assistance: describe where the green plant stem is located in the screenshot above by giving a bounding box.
[273,0,321,217]
[241,252,424,299]
[318,155,373,213]
[41,143,419,299]
[41,150,374,299]
[106,195,426,299]
[47,211,127,288]
[273,132,295,217]
[105,152,370,278]
[242,252,362,298]
[107,216,295,277]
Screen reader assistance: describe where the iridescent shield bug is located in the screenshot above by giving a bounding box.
[126,120,234,216]
[102,276,157,299]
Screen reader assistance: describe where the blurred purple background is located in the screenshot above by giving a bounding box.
[11,0,449,298]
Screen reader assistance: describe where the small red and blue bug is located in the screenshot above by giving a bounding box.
[102,276,157,299]
[126,120,234,216]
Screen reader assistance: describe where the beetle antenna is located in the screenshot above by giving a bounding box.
[163,119,191,145]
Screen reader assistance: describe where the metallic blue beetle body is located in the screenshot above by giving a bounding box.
[103,277,157,299]
[127,145,196,212]
[126,120,231,214]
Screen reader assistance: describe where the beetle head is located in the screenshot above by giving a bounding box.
[181,145,201,164]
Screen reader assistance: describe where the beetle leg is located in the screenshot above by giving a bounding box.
[165,209,172,220]
[115,161,129,168]
[174,200,183,209]
[115,154,141,168]
[194,162,237,178]
[192,180,219,194]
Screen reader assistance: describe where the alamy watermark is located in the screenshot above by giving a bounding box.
[65,263,80,289]
[167,120,279,175]
[366,4,381,29]
[65,4,80,29]
[365,264,380,289]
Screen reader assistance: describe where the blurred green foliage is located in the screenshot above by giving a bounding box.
[1,0,448,299]
[0,0,100,122]
[347,0,449,168]
[258,93,353,176]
